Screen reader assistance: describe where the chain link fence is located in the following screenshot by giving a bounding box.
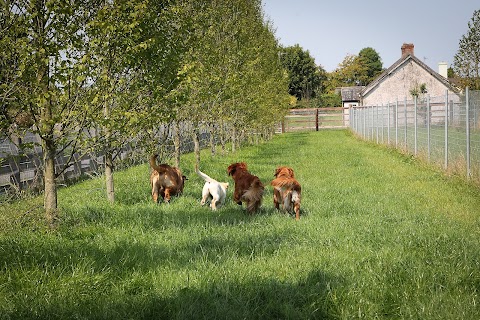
[350,89,480,183]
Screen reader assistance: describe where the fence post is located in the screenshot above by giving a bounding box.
[427,95,431,161]
[445,90,449,170]
[370,106,373,140]
[387,102,391,144]
[315,108,319,131]
[466,87,471,178]
[414,96,418,156]
[395,99,398,148]
[404,97,407,149]
[381,103,384,143]
[364,107,367,139]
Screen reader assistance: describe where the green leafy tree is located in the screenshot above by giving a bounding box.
[173,0,288,159]
[453,9,480,90]
[280,45,323,102]
[84,0,185,202]
[357,47,383,85]
[85,0,152,203]
[1,0,95,224]
[326,47,383,94]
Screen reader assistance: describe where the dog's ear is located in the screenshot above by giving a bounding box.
[227,163,238,176]
[289,168,295,178]
[274,167,281,177]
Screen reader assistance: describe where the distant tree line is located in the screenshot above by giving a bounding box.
[279,45,383,108]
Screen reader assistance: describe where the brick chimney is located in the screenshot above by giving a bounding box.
[401,43,414,57]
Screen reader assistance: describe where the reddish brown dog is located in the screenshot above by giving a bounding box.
[150,154,186,203]
[271,166,302,220]
[227,162,264,214]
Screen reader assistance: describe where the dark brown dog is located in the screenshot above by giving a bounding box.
[227,162,264,214]
[150,154,186,203]
[271,166,302,220]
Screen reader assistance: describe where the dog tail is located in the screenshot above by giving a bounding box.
[244,180,265,213]
[271,178,301,193]
[150,154,166,173]
[195,165,216,183]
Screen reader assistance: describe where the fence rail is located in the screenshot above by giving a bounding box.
[350,89,480,183]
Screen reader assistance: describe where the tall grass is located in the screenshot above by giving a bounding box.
[1,130,479,319]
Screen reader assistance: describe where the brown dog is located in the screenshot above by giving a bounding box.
[271,166,302,220]
[149,154,186,203]
[227,162,264,214]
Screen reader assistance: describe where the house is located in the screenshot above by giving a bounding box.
[360,43,461,106]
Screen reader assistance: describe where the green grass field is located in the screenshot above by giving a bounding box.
[1,130,480,319]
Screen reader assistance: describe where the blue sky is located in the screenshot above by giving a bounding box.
[262,1,478,73]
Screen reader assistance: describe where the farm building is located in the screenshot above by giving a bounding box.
[340,86,364,108]
[360,43,461,106]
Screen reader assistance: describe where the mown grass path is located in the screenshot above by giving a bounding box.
[1,130,479,319]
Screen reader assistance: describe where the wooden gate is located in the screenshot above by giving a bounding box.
[276,107,349,133]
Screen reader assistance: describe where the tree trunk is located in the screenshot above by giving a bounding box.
[220,122,226,156]
[103,93,115,203]
[105,151,115,203]
[209,124,216,157]
[33,0,59,225]
[192,127,200,169]
[173,121,181,168]
[43,138,58,225]
[231,126,236,153]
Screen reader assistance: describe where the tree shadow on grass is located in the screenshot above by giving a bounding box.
[1,228,343,319]
[167,270,341,319]
[21,268,342,319]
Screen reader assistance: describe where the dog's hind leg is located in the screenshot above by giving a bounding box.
[201,185,210,206]
[283,191,292,212]
[164,188,171,203]
[210,196,218,210]
[294,203,300,220]
[273,188,281,210]
[292,191,301,220]
[152,185,159,203]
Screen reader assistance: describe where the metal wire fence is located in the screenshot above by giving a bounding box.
[350,89,480,183]
[0,122,213,195]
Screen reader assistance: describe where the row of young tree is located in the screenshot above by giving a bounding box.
[281,9,480,107]
[0,0,290,224]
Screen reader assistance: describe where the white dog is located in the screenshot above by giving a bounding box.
[196,167,229,210]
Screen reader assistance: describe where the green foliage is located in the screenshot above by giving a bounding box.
[1,130,480,319]
[325,47,383,93]
[447,67,455,78]
[0,0,100,216]
[318,92,342,107]
[1,0,291,213]
[280,44,326,101]
[453,9,480,90]
[409,82,428,98]
[357,47,383,85]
